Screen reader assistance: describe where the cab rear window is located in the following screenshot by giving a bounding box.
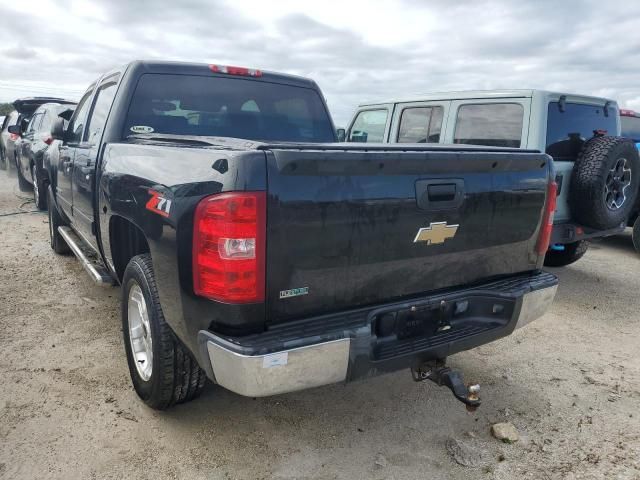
[546,102,619,161]
[453,103,523,148]
[124,74,335,142]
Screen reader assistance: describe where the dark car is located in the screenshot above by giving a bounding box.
[3,97,75,173]
[15,102,76,209]
[620,109,640,251]
[1,110,21,170]
[44,60,558,411]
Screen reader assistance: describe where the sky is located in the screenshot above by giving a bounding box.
[1,0,639,125]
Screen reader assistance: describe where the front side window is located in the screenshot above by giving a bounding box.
[86,83,117,144]
[348,109,388,143]
[546,102,619,161]
[67,91,94,144]
[454,103,524,148]
[397,106,444,143]
[124,74,335,142]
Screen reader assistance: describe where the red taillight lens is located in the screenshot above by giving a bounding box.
[44,136,53,145]
[193,191,266,303]
[10,133,19,141]
[535,181,557,255]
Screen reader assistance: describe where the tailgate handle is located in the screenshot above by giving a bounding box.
[416,179,464,211]
[428,184,457,202]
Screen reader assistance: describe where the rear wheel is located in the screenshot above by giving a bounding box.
[544,241,589,267]
[16,157,31,192]
[633,217,640,253]
[47,186,70,254]
[31,164,47,210]
[122,254,207,410]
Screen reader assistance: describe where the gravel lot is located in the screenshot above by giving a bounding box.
[0,168,639,480]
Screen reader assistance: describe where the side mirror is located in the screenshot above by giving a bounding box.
[336,128,346,142]
[51,117,66,141]
[7,124,21,135]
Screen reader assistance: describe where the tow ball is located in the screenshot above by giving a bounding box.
[411,361,481,412]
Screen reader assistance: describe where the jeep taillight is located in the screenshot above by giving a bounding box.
[193,192,266,303]
[535,181,558,255]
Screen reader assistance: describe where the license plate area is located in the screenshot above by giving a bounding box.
[371,295,515,360]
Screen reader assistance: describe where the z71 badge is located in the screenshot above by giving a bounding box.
[146,190,172,218]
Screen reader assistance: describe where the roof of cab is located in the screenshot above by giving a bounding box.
[125,60,318,89]
[358,89,616,107]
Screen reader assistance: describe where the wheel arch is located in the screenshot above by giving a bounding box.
[109,215,151,283]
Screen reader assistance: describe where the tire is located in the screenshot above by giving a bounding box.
[633,217,640,253]
[544,241,589,267]
[47,185,70,254]
[31,164,47,211]
[122,254,207,410]
[16,155,32,192]
[569,136,640,230]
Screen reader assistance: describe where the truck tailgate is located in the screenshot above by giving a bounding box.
[265,146,550,324]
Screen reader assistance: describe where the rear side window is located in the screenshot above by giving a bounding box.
[124,74,335,142]
[348,109,387,143]
[397,106,443,143]
[454,103,523,148]
[546,102,619,161]
[621,115,640,142]
[86,83,117,144]
[40,111,53,133]
[27,113,43,133]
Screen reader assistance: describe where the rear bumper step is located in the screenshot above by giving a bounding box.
[58,226,114,286]
[198,271,558,397]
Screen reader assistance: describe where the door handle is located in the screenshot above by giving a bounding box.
[416,179,465,211]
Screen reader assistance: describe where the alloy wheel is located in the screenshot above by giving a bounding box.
[604,157,632,210]
[127,283,154,381]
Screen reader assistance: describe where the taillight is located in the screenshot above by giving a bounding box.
[535,181,558,255]
[209,64,262,77]
[43,136,53,145]
[193,191,266,303]
[10,133,19,141]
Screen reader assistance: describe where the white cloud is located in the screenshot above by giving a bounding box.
[1,0,639,125]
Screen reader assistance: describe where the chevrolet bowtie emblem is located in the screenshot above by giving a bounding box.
[414,221,459,245]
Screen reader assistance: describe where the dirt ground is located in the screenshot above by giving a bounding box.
[0,167,639,480]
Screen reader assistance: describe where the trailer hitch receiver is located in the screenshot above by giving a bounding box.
[412,361,481,412]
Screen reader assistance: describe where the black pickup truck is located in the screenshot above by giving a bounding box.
[44,60,558,410]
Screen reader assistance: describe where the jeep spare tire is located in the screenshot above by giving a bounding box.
[569,136,640,230]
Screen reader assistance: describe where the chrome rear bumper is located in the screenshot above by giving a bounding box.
[200,275,557,397]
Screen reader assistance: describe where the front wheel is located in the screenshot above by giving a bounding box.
[544,241,589,267]
[47,186,70,255]
[633,217,640,253]
[122,254,207,409]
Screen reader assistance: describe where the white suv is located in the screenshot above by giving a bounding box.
[344,90,640,266]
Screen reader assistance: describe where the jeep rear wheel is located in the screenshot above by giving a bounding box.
[122,254,207,409]
[569,137,640,230]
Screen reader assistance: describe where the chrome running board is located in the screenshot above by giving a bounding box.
[58,226,114,286]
